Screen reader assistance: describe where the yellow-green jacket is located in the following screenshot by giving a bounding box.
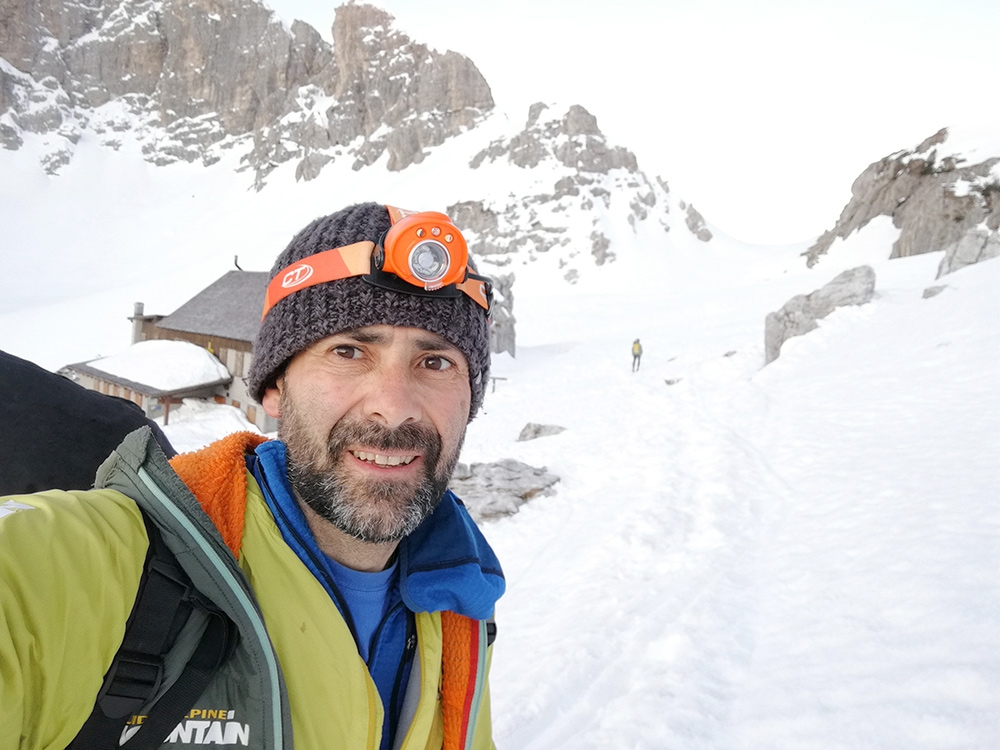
[0,428,502,750]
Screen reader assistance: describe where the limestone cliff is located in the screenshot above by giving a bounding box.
[0,0,493,181]
[803,128,999,277]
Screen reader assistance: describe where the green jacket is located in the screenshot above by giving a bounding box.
[0,428,496,750]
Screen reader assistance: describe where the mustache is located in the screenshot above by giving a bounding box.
[326,419,442,458]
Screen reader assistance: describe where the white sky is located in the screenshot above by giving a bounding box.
[262,0,1000,244]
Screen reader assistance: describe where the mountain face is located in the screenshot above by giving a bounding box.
[1,0,703,360]
[0,0,493,179]
[804,128,1000,277]
[451,102,670,279]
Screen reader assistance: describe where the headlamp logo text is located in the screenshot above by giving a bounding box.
[281,264,314,288]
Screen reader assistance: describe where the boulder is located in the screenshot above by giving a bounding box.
[517,423,566,442]
[449,459,559,522]
[937,228,1000,278]
[764,266,876,364]
[922,285,947,299]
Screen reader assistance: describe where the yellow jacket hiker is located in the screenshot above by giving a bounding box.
[0,203,505,749]
[0,430,500,749]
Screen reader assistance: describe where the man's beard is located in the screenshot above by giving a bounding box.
[279,391,463,544]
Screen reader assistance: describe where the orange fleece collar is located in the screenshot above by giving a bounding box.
[169,431,269,558]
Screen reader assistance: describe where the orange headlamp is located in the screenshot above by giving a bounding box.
[261,206,492,320]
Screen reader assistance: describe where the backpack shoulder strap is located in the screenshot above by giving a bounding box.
[70,432,262,749]
[69,514,238,749]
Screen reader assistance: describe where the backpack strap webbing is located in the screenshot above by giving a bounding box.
[69,515,238,749]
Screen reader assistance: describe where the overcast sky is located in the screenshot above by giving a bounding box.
[261,0,1000,245]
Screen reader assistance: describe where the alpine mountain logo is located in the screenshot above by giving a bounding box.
[120,709,250,746]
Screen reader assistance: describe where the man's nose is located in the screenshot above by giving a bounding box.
[361,361,422,428]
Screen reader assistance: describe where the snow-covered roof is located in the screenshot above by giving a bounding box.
[70,340,232,396]
[156,270,269,343]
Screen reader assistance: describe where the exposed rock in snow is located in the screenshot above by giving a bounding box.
[764,266,877,364]
[922,285,947,299]
[517,423,567,442]
[684,203,713,242]
[450,459,560,522]
[937,227,1000,278]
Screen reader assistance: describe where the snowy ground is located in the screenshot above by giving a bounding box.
[2,131,998,747]
[471,248,1000,749]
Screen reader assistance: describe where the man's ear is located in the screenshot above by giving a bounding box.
[261,380,282,419]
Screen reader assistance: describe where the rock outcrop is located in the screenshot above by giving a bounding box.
[450,459,560,521]
[683,202,713,242]
[0,0,494,181]
[764,266,876,364]
[459,102,672,283]
[803,129,999,273]
[471,102,638,174]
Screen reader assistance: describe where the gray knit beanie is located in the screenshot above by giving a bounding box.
[248,202,491,419]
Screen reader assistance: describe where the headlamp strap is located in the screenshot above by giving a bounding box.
[455,274,492,312]
[260,207,493,320]
[386,205,416,223]
[261,241,374,320]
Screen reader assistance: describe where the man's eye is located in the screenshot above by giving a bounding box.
[422,355,452,371]
[333,345,362,359]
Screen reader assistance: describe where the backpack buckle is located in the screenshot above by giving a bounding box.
[97,650,164,718]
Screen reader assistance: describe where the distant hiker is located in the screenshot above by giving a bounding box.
[0,203,503,749]
[632,338,643,371]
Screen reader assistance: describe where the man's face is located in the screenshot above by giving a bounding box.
[262,325,472,544]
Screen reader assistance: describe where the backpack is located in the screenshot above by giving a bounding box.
[68,513,239,749]
[0,349,176,494]
[0,350,233,748]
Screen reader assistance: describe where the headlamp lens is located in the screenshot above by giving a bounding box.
[409,240,451,283]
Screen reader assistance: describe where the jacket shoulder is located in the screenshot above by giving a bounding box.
[0,489,148,747]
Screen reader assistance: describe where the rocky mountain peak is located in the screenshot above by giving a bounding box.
[0,0,493,180]
[472,102,637,174]
[1,0,712,345]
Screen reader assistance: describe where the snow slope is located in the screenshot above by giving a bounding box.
[476,247,999,748]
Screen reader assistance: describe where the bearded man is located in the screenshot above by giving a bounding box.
[0,203,504,750]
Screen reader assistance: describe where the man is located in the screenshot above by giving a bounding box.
[0,203,504,750]
[632,338,643,372]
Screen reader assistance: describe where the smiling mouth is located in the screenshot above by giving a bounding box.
[350,450,417,467]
